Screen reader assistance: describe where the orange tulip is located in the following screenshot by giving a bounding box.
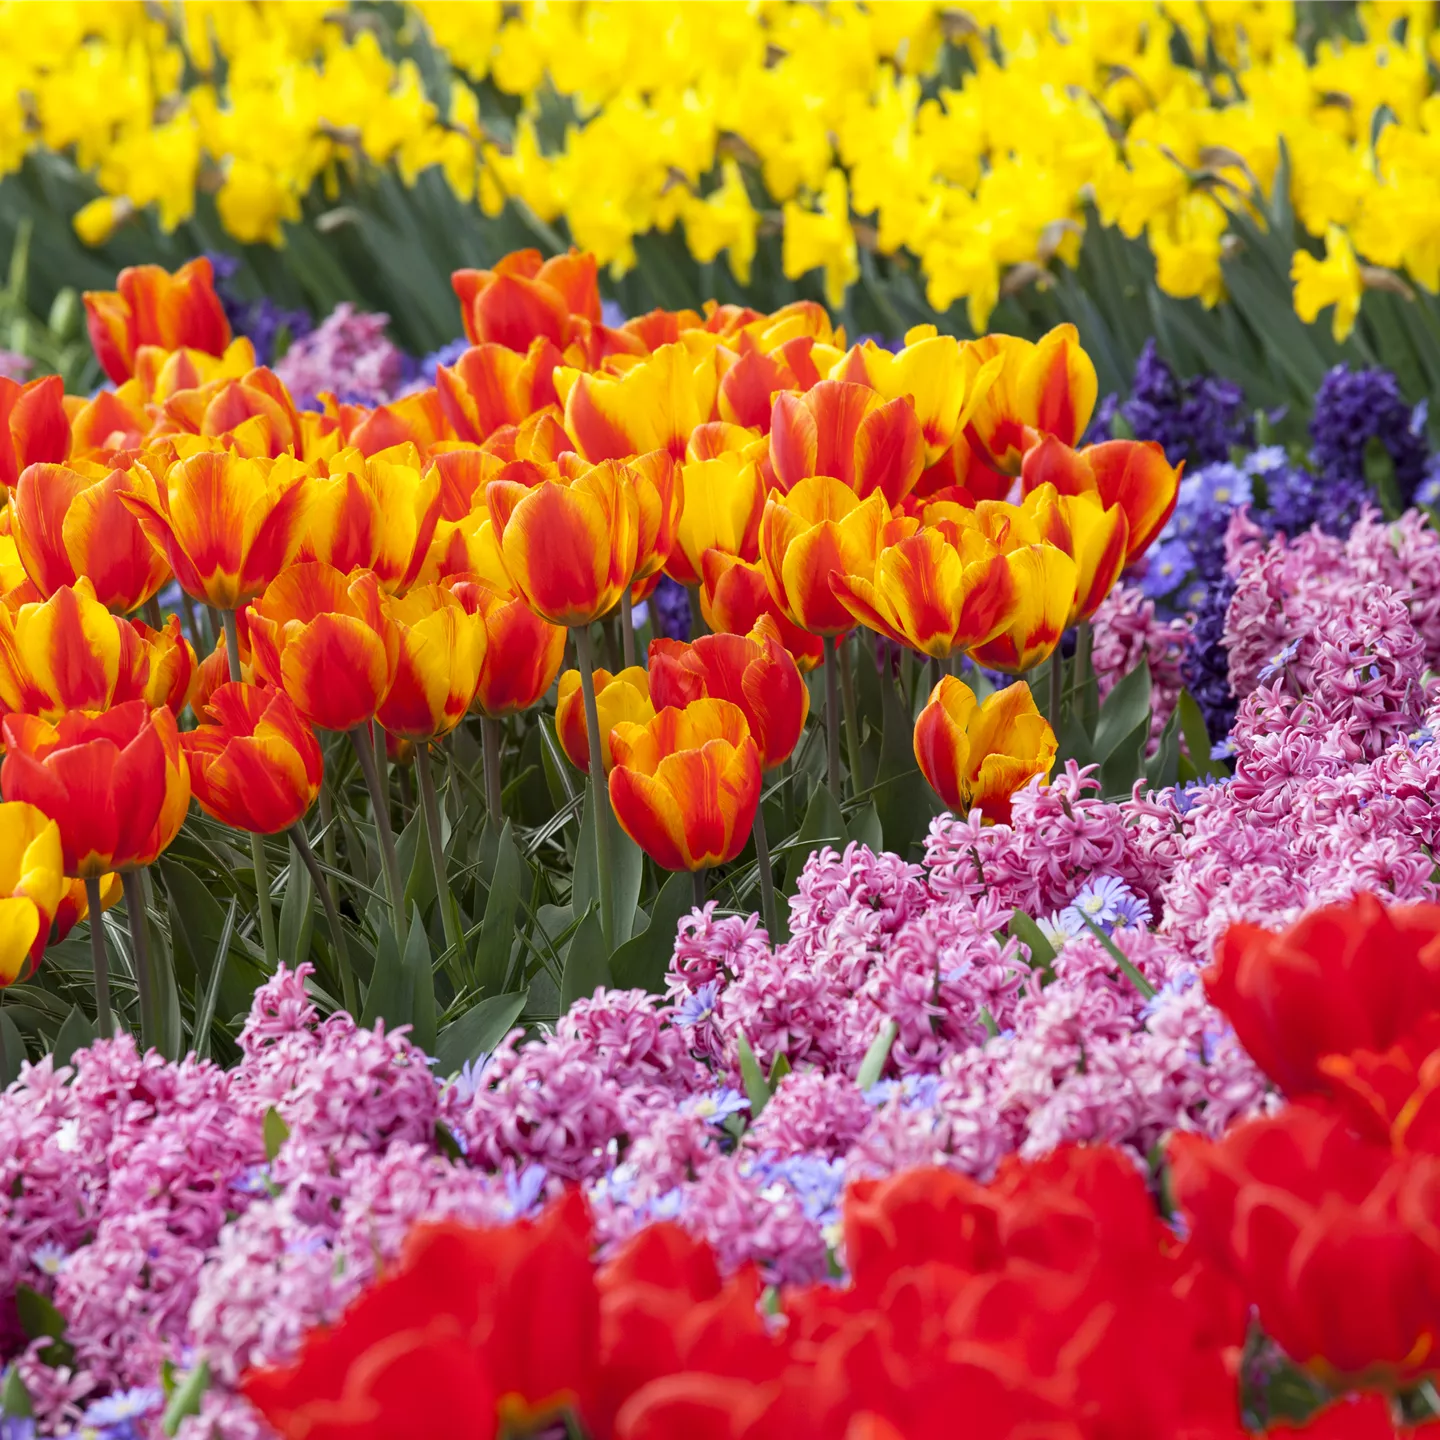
[436,338,563,443]
[555,665,654,774]
[445,575,566,717]
[248,564,399,733]
[119,450,311,609]
[486,459,638,627]
[331,387,448,459]
[133,614,196,714]
[665,427,766,588]
[193,612,253,717]
[758,475,914,638]
[130,336,257,405]
[67,387,148,461]
[181,682,323,834]
[768,380,924,506]
[698,549,825,672]
[716,333,826,431]
[376,584,487,741]
[0,375,70,491]
[13,461,171,612]
[913,677,1057,822]
[624,450,683,586]
[1020,436,1182,563]
[961,324,1098,475]
[452,248,601,351]
[608,698,762,872]
[83,257,232,384]
[298,444,444,593]
[1,699,189,876]
[649,618,808,771]
[1022,482,1130,623]
[154,367,303,459]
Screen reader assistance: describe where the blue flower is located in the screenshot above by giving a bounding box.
[82,1389,164,1428]
[756,1154,847,1225]
[674,980,721,1028]
[1063,876,1151,935]
[30,1242,67,1277]
[1244,445,1289,476]
[687,1087,750,1124]
[502,1164,548,1218]
[1256,638,1301,682]
[1140,538,1193,599]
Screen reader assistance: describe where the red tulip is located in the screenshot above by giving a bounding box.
[0,376,70,491]
[83,257,231,383]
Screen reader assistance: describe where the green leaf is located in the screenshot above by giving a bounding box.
[277,837,314,965]
[786,783,846,893]
[51,1006,94,1068]
[871,667,939,860]
[2,1363,32,1418]
[162,1360,209,1438]
[1145,706,1182,791]
[473,820,526,995]
[398,805,437,918]
[359,916,410,1032]
[768,1052,791,1087]
[1007,910,1057,975]
[609,869,692,994]
[14,1284,71,1367]
[856,1019,898,1090]
[1094,660,1152,760]
[848,800,883,853]
[193,897,237,1065]
[262,1106,290,1162]
[736,1031,772,1120]
[1100,717,1150,798]
[161,858,266,1027]
[1075,913,1156,1000]
[0,1009,23,1087]
[1176,689,1225,779]
[573,784,643,945]
[559,903,610,1013]
[403,906,437,1059]
[435,990,528,1077]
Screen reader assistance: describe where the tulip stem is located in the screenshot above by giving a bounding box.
[415,744,464,963]
[221,608,245,685]
[85,876,113,1041]
[693,867,707,911]
[619,592,637,668]
[752,808,780,940]
[574,626,616,952]
[349,725,406,938]
[317,774,339,912]
[249,831,278,969]
[122,871,156,1052]
[1048,643,1065,730]
[289,825,357,1017]
[1076,620,1098,733]
[838,635,864,799]
[481,716,504,820]
[687,585,707,637]
[822,636,842,802]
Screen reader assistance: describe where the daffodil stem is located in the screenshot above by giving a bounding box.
[349,724,406,939]
[752,807,780,940]
[619,592,637,668]
[1048,643,1065,730]
[249,830,278,969]
[1076,620,1097,733]
[574,626,615,952]
[415,744,463,963]
[289,824,357,1017]
[85,876,112,1040]
[122,870,156,1051]
[221,608,244,685]
[482,716,503,820]
[823,636,842,803]
[838,635,864,798]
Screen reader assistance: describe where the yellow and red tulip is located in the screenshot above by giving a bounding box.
[555,665,654,775]
[1023,482,1130,623]
[452,248,601,352]
[181,681,324,835]
[758,475,914,638]
[665,428,766,588]
[133,615,196,714]
[1020,436,1182,563]
[83,258,232,384]
[67,387,148,462]
[716,334,826,432]
[0,800,65,986]
[376,584,487,741]
[649,618,808,771]
[247,564,400,733]
[961,324,1098,475]
[445,575,567,718]
[192,611,253,718]
[623,450,683,586]
[966,543,1080,674]
[436,338,563,443]
[913,677,1057,823]
[155,367,303,459]
[332,387,448,459]
[485,458,639,628]
[13,460,171,613]
[50,872,122,948]
[0,376,70,491]
[608,698,762,872]
[698,550,825,672]
[1,699,190,877]
[119,450,311,610]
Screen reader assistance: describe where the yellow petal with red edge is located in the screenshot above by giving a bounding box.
[279,614,393,732]
[1018,323,1097,448]
[609,762,691,870]
[968,546,1078,674]
[913,676,977,811]
[493,482,613,627]
[778,522,854,637]
[0,895,41,983]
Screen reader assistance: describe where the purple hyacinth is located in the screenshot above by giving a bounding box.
[1181,575,1236,743]
[1309,363,1429,512]
[1121,340,1251,468]
[202,252,312,367]
[651,576,693,641]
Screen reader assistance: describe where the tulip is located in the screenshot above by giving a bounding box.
[119,450,312,610]
[0,801,65,987]
[486,459,639,628]
[698,550,824,672]
[768,380,924,506]
[13,461,172,612]
[436,337,564,442]
[1022,482,1129,623]
[51,872,121,947]
[377,585,487,742]
[446,576,567,721]
[83,257,232,383]
[608,698,762,872]
[961,324,1098,474]
[665,433,766,588]
[193,612,253,717]
[966,544,1079,674]
[0,375,70,491]
[1020,436,1181,563]
[247,564,400,734]
[716,333,825,431]
[156,367,304,459]
[452,247,601,350]
[68,387,147,462]
[913,677,1057,822]
[181,682,323,835]
[556,666,655,775]
[298,444,444,593]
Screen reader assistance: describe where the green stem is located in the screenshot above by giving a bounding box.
[142,596,164,631]
[372,719,390,832]
[822,636,842,802]
[574,626,615,951]
[250,830,278,968]
[289,824,357,1016]
[317,774,339,911]
[1076,619,1098,733]
[619,590,637,668]
[693,866,707,910]
[1048,642,1065,730]
[927,654,943,699]
[416,743,463,961]
[838,634,864,798]
[349,724,406,936]
[752,806,780,940]
[220,608,244,685]
[482,716,504,820]
[122,870,156,1050]
[85,875,112,1040]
